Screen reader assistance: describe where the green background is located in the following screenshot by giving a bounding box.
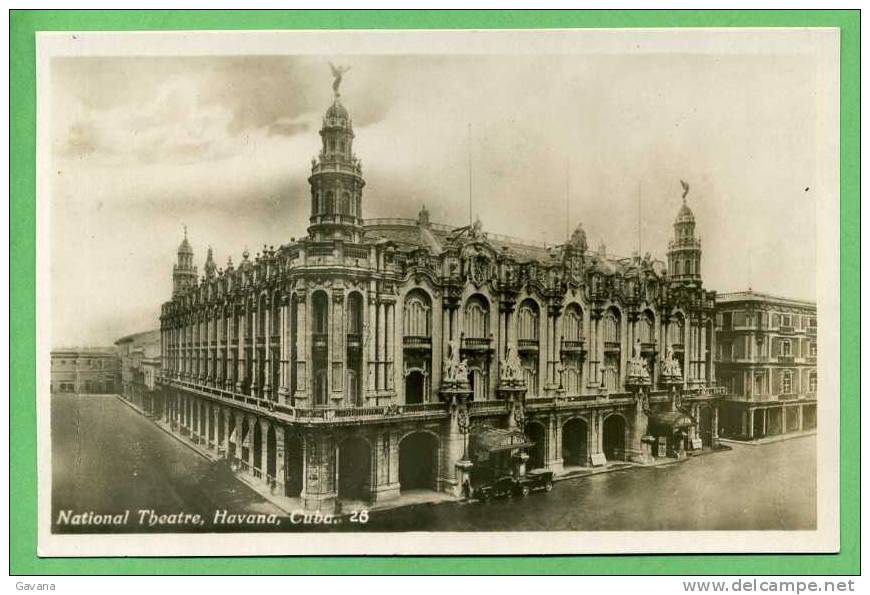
[9,9,860,575]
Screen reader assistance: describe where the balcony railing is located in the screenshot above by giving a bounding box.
[312,333,328,350]
[777,355,795,364]
[517,339,539,352]
[462,336,492,350]
[561,339,585,352]
[604,341,621,353]
[403,335,432,349]
[346,333,363,349]
[779,325,794,334]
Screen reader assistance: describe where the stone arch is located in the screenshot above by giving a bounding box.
[398,431,440,492]
[562,416,590,466]
[463,293,490,338]
[602,413,627,461]
[338,435,373,502]
[526,420,547,470]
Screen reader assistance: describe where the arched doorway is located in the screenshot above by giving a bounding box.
[399,432,439,491]
[699,407,714,448]
[284,434,304,497]
[526,422,547,470]
[562,418,588,466]
[338,436,372,502]
[602,415,626,461]
[266,426,277,481]
[405,370,425,404]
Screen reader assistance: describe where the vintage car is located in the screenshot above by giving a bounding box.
[473,475,519,502]
[514,469,555,496]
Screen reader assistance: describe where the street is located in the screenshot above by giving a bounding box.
[51,395,816,533]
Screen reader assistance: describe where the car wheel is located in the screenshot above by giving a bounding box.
[520,485,530,497]
[544,481,553,492]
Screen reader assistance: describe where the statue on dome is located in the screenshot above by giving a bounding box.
[329,62,351,96]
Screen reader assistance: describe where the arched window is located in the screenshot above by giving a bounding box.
[517,299,539,341]
[341,192,351,215]
[325,191,334,213]
[668,315,685,346]
[562,304,583,341]
[639,310,655,343]
[808,371,817,393]
[563,365,581,395]
[312,291,329,334]
[604,309,621,343]
[403,290,431,337]
[463,295,489,338]
[523,365,538,395]
[347,292,363,335]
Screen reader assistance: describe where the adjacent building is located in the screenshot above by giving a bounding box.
[50,348,120,395]
[115,330,161,414]
[714,291,817,439]
[155,74,724,512]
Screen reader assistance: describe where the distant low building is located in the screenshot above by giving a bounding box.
[115,330,161,413]
[714,291,817,439]
[50,348,120,394]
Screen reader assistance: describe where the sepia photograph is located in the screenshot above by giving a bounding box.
[35,27,840,557]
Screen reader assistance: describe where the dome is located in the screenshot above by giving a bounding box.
[177,228,193,254]
[675,201,695,224]
[325,99,349,122]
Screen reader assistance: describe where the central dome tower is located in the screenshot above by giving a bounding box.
[307,66,365,242]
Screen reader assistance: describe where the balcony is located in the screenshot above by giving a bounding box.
[517,339,539,353]
[779,325,794,335]
[604,341,621,354]
[312,333,328,351]
[561,339,585,354]
[462,336,492,352]
[777,355,795,364]
[807,327,817,337]
[403,335,431,350]
[346,333,363,350]
[640,341,657,353]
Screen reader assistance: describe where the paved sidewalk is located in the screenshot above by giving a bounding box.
[719,430,816,446]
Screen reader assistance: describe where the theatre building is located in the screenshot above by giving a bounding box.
[156,77,724,512]
[714,291,817,439]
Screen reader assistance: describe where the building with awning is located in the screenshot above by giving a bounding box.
[469,426,534,464]
[647,410,696,436]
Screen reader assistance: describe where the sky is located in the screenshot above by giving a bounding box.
[49,48,826,347]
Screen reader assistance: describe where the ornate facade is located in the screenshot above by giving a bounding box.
[156,76,724,512]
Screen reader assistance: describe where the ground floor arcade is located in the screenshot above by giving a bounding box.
[152,385,721,513]
[718,399,817,440]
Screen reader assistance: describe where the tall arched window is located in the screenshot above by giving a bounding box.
[517,299,539,342]
[312,291,329,335]
[346,292,363,335]
[668,314,685,347]
[639,310,655,343]
[562,304,583,341]
[341,192,351,215]
[325,191,334,214]
[403,290,432,337]
[463,295,489,338]
[604,309,621,343]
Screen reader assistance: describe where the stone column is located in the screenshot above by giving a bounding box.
[331,290,344,403]
[295,291,309,400]
[385,300,395,392]
[279,297,289,402]
[250,304,260,397]
[274,425,286,494]
[545,415,564,473]
[259,418,270,483]
[371,430,401,502]
[302,432,338,513]
[262,299,272,397]
[236,305,246,393]
[377,300,387,392]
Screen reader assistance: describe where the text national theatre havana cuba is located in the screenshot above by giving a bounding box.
[155,68,725,514]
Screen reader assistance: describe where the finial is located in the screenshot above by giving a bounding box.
[680,179,690,203]
[183,224,188,239]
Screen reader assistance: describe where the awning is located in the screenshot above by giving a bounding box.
[470,427,534,462]
[647,411,696,435]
